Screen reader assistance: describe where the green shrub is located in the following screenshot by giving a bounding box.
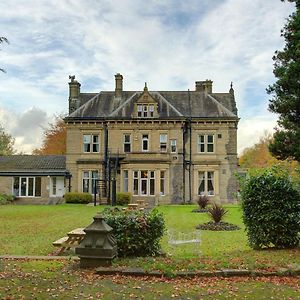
[102,208,165,257]
[240,167,300,249]
[116,192,132,206]
[207,203,227,223]
[64,192,93,204]
[197,196,209,209]
[0,193,14,205]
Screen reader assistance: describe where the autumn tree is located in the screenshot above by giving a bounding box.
[267,0,300,162]
[239,132,300,186]
[0,125,15,155]
[33,116,66,155]
[0,37,9,73]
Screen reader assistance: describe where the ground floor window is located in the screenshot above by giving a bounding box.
[198,171,214,196]
[133,170,155,196]
[82,170,99,194]
[13,177,41,197]
[160,171,165,195]
[123,170,128,192]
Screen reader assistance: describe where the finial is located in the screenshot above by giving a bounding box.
[229,81,234,94]
[144,82,148,91]
[69,75,75,82]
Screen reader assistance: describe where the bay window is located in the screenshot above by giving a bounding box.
[133,170,155,196]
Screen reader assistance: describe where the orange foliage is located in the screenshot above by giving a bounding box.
[33,116,66,155]
[239,132,299,179]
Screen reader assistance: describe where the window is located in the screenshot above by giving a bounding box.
[170,139,177,153]
[142,134,149,151]
[198,171,215,196]
[83,134,99,153]
[123,134,131,153]
[82,170,99,194]
[160,134,167,152]
[133,170,155,196]
[137,105,143,117]
[137,104,155,118]
[198,134,214,153]
[160,171,165,195]
[149,105,154,117]
[123,170,128,192]
[52,177,57,195]
[13,177,41,197]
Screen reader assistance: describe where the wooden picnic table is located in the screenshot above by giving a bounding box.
[53,227,85,255]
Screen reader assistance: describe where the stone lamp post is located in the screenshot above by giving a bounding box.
[75,214,117,268]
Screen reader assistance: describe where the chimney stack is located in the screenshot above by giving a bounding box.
[115,73,123,98]
[195,79,213,93]
[68,75,81,114]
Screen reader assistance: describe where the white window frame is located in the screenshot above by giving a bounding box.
[83,134,100,153]
[160,170,166,196]
[132,170,155,196]
[123,170,129,192]
[13,177,41,197]
[170,139,177,153]
[142,134,149,152]
[137,104,155,118]
[82,170,99,194]
[198,134,215,153]
[198,171,215,196]
[160,134,167,152]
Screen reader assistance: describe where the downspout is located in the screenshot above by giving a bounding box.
[188,89,192,203]
[104,123,109,200]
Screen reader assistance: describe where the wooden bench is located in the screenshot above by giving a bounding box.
[52,228,85,255]
[52,236,69,247]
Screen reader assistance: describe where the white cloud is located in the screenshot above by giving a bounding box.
[0,0,296,152]
[238,113,277,155]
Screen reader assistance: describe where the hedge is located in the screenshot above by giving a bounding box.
[240,167,300,249]
[116,192,132,206]
[64,192,93,204]
[102,207,165,257]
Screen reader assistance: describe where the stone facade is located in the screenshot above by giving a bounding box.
[65,75,239,204]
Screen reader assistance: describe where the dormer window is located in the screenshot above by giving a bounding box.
[137,104,156,118]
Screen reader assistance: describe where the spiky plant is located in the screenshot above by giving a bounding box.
[197,196,209,209]
[207,203,228,223]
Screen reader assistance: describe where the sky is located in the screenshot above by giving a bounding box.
[0,0,296,154]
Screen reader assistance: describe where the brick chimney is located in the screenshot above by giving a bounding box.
[195,79,213,93]
[68,75,81,114]
[115,73,123,98]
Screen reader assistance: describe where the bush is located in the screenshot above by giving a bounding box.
[207,203,227,223]
[116,192,132,206]
[64,192,92,204]
[197,196,209,209]
[0,193,14,205]
[102,208,165,257]
[240,167,300,249]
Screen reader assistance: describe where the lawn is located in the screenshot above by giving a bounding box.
[0,204,300,273]
[0,260,299,299]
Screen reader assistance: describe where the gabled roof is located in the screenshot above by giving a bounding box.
[68,89,238,120]
[0,155,67,175]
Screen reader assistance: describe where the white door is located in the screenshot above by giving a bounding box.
[50,177,65,197]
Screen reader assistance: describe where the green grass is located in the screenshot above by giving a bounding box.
[0,204,299,272]
[0,260,299,299]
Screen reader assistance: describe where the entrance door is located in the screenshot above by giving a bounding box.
[50,177,65,197]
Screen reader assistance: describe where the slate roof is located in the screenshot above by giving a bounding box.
[68,89,238,120]
[0,155,66,172]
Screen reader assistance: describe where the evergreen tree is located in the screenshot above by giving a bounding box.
[0,126,15,155]
[267,0,300,162]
